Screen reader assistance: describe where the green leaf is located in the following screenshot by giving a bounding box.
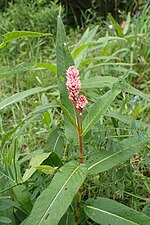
[22,153,52,182]
[72,26,98,67]
[84,197,150,225]
[53,97,77,130]
[107,111,150,130]
[0,216,12,224]
[82,76,117,89]
[34,63,57,73]
[0,199,15,211]
[0,86,55,111]
[0,63,33,79]
[87,137,150,175]
[56,16,77,142]
[0,31,51,49]
[123,12,131,35]
[21,161,87,225]
[35,165,57,175]
[12,184,32,213]
[82,88,121,136]
[124,83,150,102]
[108,14,124,37]
[82,76,150,102]
[45,128,64,158]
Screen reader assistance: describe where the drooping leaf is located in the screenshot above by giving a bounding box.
[0,31,51,49]
[87,137,150,175]
[84,197,150,225]
[0,86,55,111]
[82,88,121,136]
[21,161,87,225]
[56,15,77,142]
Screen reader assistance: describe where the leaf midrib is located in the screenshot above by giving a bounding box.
[86,205,138,225]
[88,139,147,172]
[38,164,80,224]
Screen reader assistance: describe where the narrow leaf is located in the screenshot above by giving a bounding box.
[56,16,77,142]
[0,31,51,49]
[34,63,57,73]
[21,161,87,225]
[53,97,77,129]
[72,26,98,67]
[84,197,150,225]
[82,76,117,89]
[108,14,124,37]
[107,111,150,130]
[0,86,55,111]
[82,88,121,136]
[87,137,150,175]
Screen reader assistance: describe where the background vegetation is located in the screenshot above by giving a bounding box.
[0,0,149,224]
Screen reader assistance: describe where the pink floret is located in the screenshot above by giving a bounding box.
[66,66,81,101]
[76,95,88,113]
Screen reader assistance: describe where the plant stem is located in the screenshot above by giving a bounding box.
[73,102,83,224]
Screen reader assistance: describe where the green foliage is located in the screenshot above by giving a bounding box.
[0,3,150,225]
[84,197,150,225]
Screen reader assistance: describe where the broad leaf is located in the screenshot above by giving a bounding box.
[82,88,121,136]
[87,137,150,175]
[22,153,52,182]
[84,197,150,225]
[56,16,77,142]
[0,217,12,224]
[21,161,87,225]
[12,184,32,213]
[0,86,55,110]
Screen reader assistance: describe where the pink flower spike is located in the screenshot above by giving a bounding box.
[66,66,81,102]
[76,95,88,114]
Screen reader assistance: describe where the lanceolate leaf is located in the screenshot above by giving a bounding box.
[82,88,121,136]
[21,161,87,225]
[72,26,98,67]
[0,86,55,111]
[87,137,150,175]
[56,16,77,142]
[82,76,116,89]
[0,31,51,49]
[84,197,150,225]
[82,76,150,102]
[107,111,150,130]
